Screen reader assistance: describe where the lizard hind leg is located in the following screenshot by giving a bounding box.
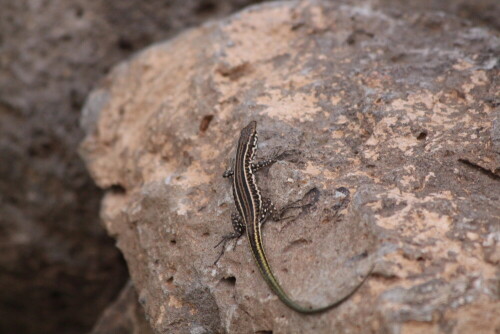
[251,158,276,173]
[259,197,281,227]
[251,147,285,173]
[279,187,322,220]
[259,197,308,235]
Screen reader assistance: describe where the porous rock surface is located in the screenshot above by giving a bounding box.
[80,1,500,333]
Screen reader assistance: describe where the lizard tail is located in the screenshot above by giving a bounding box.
[251,235,373,313]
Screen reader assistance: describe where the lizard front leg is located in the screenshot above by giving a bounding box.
[214,212,245,264]
[222,159,234,178]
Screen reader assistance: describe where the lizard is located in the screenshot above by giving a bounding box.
[215,121,371,313]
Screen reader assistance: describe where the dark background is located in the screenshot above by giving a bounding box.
[0,0,497,333]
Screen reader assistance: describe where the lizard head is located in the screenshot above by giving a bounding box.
[238,121,258,158]
[240,121,257,137]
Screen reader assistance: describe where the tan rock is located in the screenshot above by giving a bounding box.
[80,1,500,333]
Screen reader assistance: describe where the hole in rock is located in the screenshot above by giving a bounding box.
[221,276,236,287]
[109,184,126,194]
[166,276,174,288]
[417,130,428,140]
[199,114,214,133]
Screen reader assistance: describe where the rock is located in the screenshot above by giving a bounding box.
[0,0,267,333]
[91,281,155,334]
[79,0,499,333]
